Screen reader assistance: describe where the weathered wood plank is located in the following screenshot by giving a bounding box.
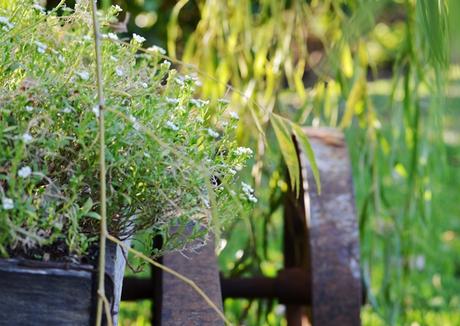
[154,238,224,326]
[301,128,362,326]
[0,240,128,326]
[0,259,94,326]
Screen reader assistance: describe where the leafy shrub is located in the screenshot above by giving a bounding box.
[0,1,253,261]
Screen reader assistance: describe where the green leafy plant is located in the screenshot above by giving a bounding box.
[0,1,253,262]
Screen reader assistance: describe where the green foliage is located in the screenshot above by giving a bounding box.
[161,0,451,324]
[0,1,253,260]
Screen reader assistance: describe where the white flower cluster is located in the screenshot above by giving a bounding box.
[0,16,14,31]
[207,128,219,138]
[115,66,124,77]
[112,4,123,12]
[174,76,185,87]
[32,3,45,13]
[185,74,202,87]
[166,120,179,131]
[18,166,32,178]
[92,105,100,118]
[132,33,145,44]
[106,32,118,41]
[234,147,253,156]
[147,45,166,55]
[77,70,90,81]
[229,111,239,120]
[129,115,141,131]
[160,60,171,70]
[242,182,257,203]
[190,99,209,108]
[22,133,33,144]
[2,197,13,210]
[34,41,47,54]
[166,97,180,105]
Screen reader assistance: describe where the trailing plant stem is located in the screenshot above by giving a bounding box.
[90,1,109,325]
[106,234,231,325]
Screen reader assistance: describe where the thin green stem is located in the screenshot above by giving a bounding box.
[90,1,108,325]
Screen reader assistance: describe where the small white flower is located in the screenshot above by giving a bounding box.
[242,182,254,193]
[242,182,258,203]
[0,16,11,25]
[207,128,219,138]
[129,115,141,130]
[147,45,166,55]
[228,168,237,176]
[107,32,118,41]
[62,107,72,113]
[132,33,145,44]
[25,105,34,112]
[2,197,14,210]
[229,111,239,120]
[234,147,253,156]
[32,3,45,13]
[92,105,100,118]
[82,35,92,41]
[112,4,123,12]
[203,198,210,208]
[174,77,184,86]
[34,41,47,54]
[185,73,201,86]
[115,67,124,77]
[22,133,33,143]
[77,71,90,81]
[190,99,209,108]
[18,166,32,178]
[166,120,179,131]
[0,16,14,30]
[166,97,179,105]
[141,82,148,89]
[160,60,171,70]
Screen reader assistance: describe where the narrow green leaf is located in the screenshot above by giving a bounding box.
[270,113,299,195]
[81,197,93,215]
[291,123,321,194]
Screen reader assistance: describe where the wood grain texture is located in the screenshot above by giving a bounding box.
[302,128,362,326]
[0,259,94,326]
[155,239,224,326]
[0,240,128,326]
[283,127,361,326]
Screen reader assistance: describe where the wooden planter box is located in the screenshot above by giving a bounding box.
[0,241,128,325]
